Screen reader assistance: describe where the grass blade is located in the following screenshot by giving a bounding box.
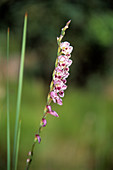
[13,13,27,170]
[14,121,21,170]
[7,27,10,170]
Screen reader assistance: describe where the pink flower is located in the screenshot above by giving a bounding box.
[50,91,58,103]
[42,118,47,127]
[35,134,41,143]
[26,22,73,166]
[58,56,68,66]
[55,66,64,74]
[50,91,63,105]
[59,91,64,98]
[64,46,73,54]
[60,41,70,49]
[58,55,72,68]
[63,72,70,79]
[56,97,62,105]
[48,39,72,116]
[54,79,63,86]
[67,59,72,67]
[62,78,67,84]
[64,67,69,72]
[28,151,31,156]
[53,67,62,80]
[60,41,73,55]
[66,53,71,58]
[54,67,69,81]
[46,105,59,117]
[27,159,30,163]
[58,55,68,62]
[53,79,67,92]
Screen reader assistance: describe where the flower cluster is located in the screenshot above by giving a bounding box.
[33,21,73,145]
[35,23,73,144]
[47,41,73,117]
[27,20,73,170]
[31,21,73,147]
[26,21,73,169]
[35,42,73,143]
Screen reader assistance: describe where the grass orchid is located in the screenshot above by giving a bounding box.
[26,20,73,169]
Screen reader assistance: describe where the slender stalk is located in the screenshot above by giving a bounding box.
[14,121,21,170]
[13,13,27,170]
[7,27,10,170]
[26,20,71,170]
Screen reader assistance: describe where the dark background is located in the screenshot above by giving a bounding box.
[1,0,113,86]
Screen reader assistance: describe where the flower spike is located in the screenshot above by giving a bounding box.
[26,20,73,170]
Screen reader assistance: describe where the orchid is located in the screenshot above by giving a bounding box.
[50,41,73,106]
[26,20,73,170]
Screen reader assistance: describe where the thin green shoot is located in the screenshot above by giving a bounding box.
[13,13,27,170]
[14,121,21,170]
[7,27,10,170]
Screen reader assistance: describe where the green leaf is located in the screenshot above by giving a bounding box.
[7,27,10,170]
[13,13,27,170]
[14,121,21,170]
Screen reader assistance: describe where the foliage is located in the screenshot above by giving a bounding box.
[1,0,113,85]
[0,80,113,169]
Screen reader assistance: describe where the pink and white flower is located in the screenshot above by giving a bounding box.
[50,40,73,108]
[58,55,72,68]
[42,118,47,127]
[26,21,73,167]
[60,41,73,55]
[60,41,70,49]
[46,105,59,117]
[54,79,67,92]
[50,91,63,105]
[35,134,41,143]
[59,91,64,98]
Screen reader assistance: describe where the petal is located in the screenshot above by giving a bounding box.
[55,86,62,92]
[48,110,59,117]
[59,91,64,98]
[57,97,63,105]
[42,118,47,127]
[50,91,58,103]
[64,67,69,73]
[58,55,68,62]
[61,45,73,55]
[66,53,71,58]
[63,72,70,79]
[62,78,67,84]
[60,41,70,48]
[50,91,57,97]
[52,97,57,103]
[35,134,41,143]
[46,105,52,112]
[67,59,72,66]
[27,159,30,163]
[62,84,67,91]
[28,151,31,156]
[68,46,73,53]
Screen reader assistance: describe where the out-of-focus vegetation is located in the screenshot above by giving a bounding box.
[0,0,113,170]
[1,80,113,170]
[1,0,113,85]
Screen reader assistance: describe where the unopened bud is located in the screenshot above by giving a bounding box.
[27,158,30,163]
[28,151,31,156]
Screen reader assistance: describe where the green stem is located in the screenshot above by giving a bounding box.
[14,121,21,170]
[13,13,27,170]
[26,20,71,170]
[7,27,10,170]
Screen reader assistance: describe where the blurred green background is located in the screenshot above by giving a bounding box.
[0,0,113,169]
